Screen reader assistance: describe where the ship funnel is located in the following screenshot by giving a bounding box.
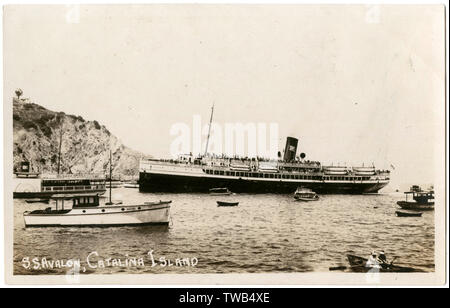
[283,137,298,162]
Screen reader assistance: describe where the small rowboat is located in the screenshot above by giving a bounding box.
[123,183,139,188]
[347,255,420,273]
[396,211,422,217]
[217,201,239,207]
[209,188,232,196]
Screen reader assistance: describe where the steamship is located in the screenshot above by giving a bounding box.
[139,104,390,194]
[139,136,390,194]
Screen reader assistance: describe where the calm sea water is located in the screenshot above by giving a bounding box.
[13,188,435,275]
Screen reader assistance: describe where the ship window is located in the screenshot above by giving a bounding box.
[82,210,86,213]
[270,174,274,178]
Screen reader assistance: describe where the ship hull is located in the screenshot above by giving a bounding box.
[396,201,434,211]
[23,203,170,227]
[139,172,388,194]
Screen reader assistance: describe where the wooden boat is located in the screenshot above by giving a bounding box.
[209,187,232,195]
[23,151,171,227]
[294,187,319,201]
[397,187,434,211]
[396,211,423,217]
[23,194,171,227]
[397,201,434,211]
[347,254,420,273]
[217,201,239,207]
[13,125,107,199]
[123,182,139,188]
[25,199,50,204]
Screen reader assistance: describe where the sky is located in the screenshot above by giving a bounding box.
[3,4,446,188]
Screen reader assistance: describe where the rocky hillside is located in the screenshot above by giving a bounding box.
[13,98,145,178]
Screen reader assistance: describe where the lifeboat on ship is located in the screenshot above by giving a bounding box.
[352,166,376,176]
[230,162,250,172]
[258,163,278,173]
[323,166,348,175]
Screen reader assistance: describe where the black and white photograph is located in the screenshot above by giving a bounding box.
[2,3,447,286]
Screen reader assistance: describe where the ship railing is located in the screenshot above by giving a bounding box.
[41,173,106,180]
[42,185,106,192]
[280,162,321,168]
[142,158,322,167]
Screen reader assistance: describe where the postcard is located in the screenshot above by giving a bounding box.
[2,4,447,286]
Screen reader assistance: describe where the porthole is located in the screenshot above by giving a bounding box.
[82,210,86,213]
[121,208,125,211]
[102,209,105,213]
[138,207,141,210]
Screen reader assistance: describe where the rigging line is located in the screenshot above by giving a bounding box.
[204,102,215,156]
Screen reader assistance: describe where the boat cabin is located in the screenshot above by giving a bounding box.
[294,187,318,198]
[403,190,434,203]
[51,193,101,210]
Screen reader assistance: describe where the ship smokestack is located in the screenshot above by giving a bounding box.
[283,137,298,162]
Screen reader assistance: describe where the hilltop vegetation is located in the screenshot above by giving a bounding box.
[13,98,144,177]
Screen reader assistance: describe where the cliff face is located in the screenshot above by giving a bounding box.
[13,98,145,178]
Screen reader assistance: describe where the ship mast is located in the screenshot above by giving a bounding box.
[109,150,112,204]
[204,103,214,156]
[57,121,63,175]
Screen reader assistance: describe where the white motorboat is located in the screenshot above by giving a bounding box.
[23,193,171,227]
[294,187,319,201]
[23,151,171,227]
